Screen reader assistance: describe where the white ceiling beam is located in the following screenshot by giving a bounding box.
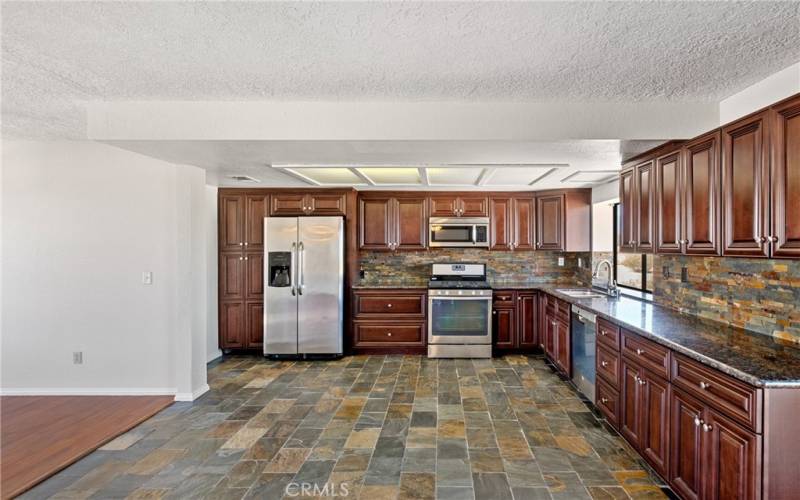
[349,168,376,186]
[528,167,559,186]
[475,168,496,186]
[418,167,429,186]
[279,168,322,186]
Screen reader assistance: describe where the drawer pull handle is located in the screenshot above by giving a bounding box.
[387,332,392,337]
[699,381,710,390]
[600,331,607,336]
[600,397,608,404]
[702,423,713,432]
[639,379,646,386]
[492,311,497,315]
[694,416,703,427]
[387,303,393,308]
[635,348,644,355]
[601,361,609,367]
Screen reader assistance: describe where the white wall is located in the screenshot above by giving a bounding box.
[1,140,209,399]
[205,185,221,362]
[592,200,617,253]
[720,62,800,124]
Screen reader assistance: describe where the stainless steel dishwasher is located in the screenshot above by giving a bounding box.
[571,305,596,403]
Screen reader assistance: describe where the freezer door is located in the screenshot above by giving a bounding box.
[264,217,298,354]
[297,217,344,354]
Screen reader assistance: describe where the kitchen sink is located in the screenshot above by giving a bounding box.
[555,288,607,298]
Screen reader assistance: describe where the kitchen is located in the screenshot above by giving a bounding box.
[3,2,800,500]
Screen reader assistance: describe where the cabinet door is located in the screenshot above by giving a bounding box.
[307,193,346,216]
[359,197,393,250]
[245,302,263,349]
[270,193,307,216]
[670,389,704,500]
[619,168,637,253]
[655,150,683,254]
[722,111,770,257]
[395,197,427,250]
[635,159,656,253]
[220,302,245,349]
[244,252,263,300]
[639,370,670,478]
[490,197,513,250]
[220,252,245,300]
[244,195,267,250]
[220,194,245,251]
[620,360,642,448]
[429,195,459,216]
[703,408,761,500]
[555,319,570,375]
[770,95,800,257]
[460,196,489,217]
[493,306,516,349]
[513,197,535,250]
[536,194,565,250]
[517,293,537,348]
[684,131,721,255]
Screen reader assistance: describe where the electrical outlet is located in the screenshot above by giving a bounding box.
[662,266,671,278]
[142,271,153,285]
[681,267,689,283]
[73,351,83,364]
[577,258,583,268]
[558,257,565,267]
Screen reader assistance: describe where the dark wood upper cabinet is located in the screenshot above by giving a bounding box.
[619,168,637,253]
[394,197,427,250]
[220,194,245,251]
[513,197,535,250]
[244,252,263,300]
[683,131,721,255]
[770,94,800,257]
[721,110,770,257]
[359,195,426,251]
[269,192,306,215]
[220,252,245,300]
[670,389,704,500]
[270,192,346,216]
[430,195,488,217]
[244,194,268,249]
[490,197,512,250]
[634,159,656,253]
[535,194,564,250]
[359,197,393,250]
[307,193,347,215]
[655,149,682,254]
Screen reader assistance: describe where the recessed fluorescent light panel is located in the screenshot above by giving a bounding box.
[427,167,484,185]
[285,167,365,185]
[356,167,421,185]
[484,166,558,186]
[561,170,619,183]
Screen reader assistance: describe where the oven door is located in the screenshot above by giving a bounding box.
[428,296,492,344]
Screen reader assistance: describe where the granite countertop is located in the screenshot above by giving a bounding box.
[350,280,800,386]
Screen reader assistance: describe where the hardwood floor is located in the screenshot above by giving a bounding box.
[0,395,173,499]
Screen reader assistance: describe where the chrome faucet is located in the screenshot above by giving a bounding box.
[592,259,619,297]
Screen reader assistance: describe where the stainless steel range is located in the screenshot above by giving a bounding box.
[427,263,492,358]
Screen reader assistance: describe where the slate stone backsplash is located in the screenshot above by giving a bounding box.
[358,249,592,287]
[654,255,800,344]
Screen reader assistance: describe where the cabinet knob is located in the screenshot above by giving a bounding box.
[239,257,243,261]
[240,242,244,246]
[757,236,767,243]
[601,361,608,367]
[702,423,713,432]
[536,242,542,248]
[699,381,710,390]
[518,297,522,301]
[600,397,609,404]
[387,332,392,337]
[770,236,779,242]
[492,311,497,315]
[244,242,248,246]
[639,378,646,386]
[244,256,248,261]
[600,331,607,336]
[694,416,703,427]
[387,303,393,308]
[636,348,644,355]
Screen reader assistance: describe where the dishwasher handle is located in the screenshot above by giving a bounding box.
[571,305,596,324]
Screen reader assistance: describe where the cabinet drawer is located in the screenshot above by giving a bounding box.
[354,294,425,318]
[596,378,620,428]
[671,353,762,432]
[621,329,670,380]
[597,344,620,388]
[354,323,425,345]
[557,299,570,321]
[493,291,516,307]
[597,318,620,350]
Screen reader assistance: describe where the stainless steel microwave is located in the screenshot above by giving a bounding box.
[429,217,490,247]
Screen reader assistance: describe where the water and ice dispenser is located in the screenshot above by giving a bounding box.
[268,251,291,287]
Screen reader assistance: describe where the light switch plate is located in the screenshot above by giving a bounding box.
[142,271,153,285]
[73,352,83,364]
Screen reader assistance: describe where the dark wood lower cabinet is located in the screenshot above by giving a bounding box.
[704,408,760,500]
[493,306,516,349]
[352,289,427,353]
[493,290,538,352]
[670,389,704,500]
[517,292,537,348]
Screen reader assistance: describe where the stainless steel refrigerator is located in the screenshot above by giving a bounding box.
[263,216,344,357]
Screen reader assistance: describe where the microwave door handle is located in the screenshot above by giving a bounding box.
[471,225,477,244]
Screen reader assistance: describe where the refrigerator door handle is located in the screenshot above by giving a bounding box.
[290,242,297,296]
[297,241,305,295]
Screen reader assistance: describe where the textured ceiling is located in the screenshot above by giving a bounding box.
[3,1,800,138]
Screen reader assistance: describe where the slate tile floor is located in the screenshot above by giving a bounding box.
[20,355,674,499]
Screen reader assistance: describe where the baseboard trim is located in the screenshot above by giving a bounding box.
[0,388,178,397]
[175,383,209,402]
